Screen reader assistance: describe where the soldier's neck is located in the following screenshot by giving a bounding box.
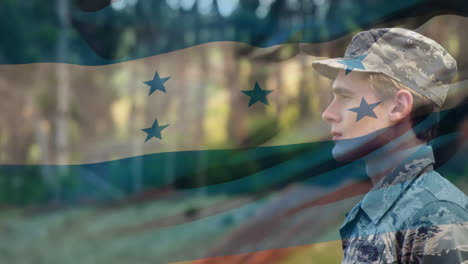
[364,130,426,186]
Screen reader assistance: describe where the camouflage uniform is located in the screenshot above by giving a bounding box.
[339,145,468,263]
[312,28,468,263]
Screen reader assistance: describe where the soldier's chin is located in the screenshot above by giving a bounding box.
[331,128,389,163]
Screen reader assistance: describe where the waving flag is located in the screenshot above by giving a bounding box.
[0,0,467,263]
[1,0,468,65]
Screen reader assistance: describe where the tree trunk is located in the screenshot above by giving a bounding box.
[55,0,70,165]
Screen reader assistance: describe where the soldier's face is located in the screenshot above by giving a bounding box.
[322,70,396,161]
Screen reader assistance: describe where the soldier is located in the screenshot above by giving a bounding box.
[312,28,468,263]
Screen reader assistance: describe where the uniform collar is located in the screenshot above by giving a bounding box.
[359,144,435,224]
[341,145,435,228]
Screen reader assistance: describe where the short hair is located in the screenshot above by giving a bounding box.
[367,73,440,142]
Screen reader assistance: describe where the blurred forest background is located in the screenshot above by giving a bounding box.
[0,0,467,263]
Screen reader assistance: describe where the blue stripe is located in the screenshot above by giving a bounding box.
[2,0,462,65]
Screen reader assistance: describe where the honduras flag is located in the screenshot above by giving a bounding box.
[0,0,467,263]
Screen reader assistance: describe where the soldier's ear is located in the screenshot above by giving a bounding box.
[388,90,413,122]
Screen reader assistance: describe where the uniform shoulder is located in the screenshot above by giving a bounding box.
[405,171,468,228]
[413,170,468,208]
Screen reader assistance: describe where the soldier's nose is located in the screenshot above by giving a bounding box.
[322,103,340,123]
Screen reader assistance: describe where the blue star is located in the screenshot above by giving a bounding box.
[142,119,169,142]
[337,54,367,75]
[347,97,381,122]
[144,71,171,95]
[242,82,273,107]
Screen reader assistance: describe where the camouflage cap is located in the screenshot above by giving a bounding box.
[312,28,457,108]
